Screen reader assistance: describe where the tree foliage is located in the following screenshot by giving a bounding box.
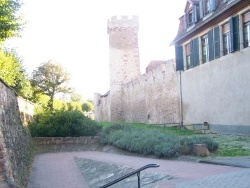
[31,60,71,110]
[0,48,33,98]
[82,100,94,112]
[70,91,83,103]
[0,0,23,42]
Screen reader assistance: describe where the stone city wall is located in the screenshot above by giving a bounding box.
[94,92,111,122]
[123,59,180,124]
[17,96,34,125]
[0,79,33,188]
[95,59,180,124]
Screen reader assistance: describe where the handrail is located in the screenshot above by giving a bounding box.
[99,163,160,188]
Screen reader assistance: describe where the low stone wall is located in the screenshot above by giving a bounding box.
[33,136,100,145]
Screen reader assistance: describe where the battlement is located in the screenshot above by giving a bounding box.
[107,15,139,33]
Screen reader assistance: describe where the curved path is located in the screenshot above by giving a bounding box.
[27,151,249,188]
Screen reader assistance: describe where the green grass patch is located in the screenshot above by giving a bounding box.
[99,122,198,136]
[210,136,250,157]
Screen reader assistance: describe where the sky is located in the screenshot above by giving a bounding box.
[5,0,187,100]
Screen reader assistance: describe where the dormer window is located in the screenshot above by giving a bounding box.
[185,5,198,28]
[204,0,211,15]
[188,10,194,26]
[199,0,218,19]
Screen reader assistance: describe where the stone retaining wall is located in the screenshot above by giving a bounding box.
[33,136,100,145]
[0,79,34,188]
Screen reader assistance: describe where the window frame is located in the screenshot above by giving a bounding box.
[222,22,231,55]
[243,11,250,48]
[201,34,209,63]
[185,43,191,69]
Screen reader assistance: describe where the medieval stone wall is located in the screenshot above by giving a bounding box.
[0,80,33,187]
[94,92,111,122]
[17,96,34,125]
[123,59,180,124]
[94,60,180,124]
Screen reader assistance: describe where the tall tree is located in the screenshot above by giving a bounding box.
[31,60,71,111]
[0,0,23,43]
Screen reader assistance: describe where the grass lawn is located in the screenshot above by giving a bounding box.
[210,135,250,157]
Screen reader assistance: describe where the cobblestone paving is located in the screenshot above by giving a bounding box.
[75,157,173,188]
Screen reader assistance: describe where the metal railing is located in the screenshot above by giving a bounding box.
[99,163,160,188]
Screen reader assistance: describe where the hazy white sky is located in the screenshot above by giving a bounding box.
[5,0,186,100]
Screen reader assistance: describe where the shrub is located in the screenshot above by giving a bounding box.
[28,110,101,137]
[101,124,180,158]
[101,124,132,144]
[101,124,218,158]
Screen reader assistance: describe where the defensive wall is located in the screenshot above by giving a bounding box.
[94,91,111,122]
[17,96,34,125]
[0,79,33,187]
[94,59,180,124]
[123,59,180,124]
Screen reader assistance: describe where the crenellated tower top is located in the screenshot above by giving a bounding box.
[107,15,139,34]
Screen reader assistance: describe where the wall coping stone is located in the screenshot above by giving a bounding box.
[33,136,101,145]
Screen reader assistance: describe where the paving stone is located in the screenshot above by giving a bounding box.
[27,151,249,188]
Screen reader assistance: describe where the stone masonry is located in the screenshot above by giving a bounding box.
[108,16,141,122]
[0,79,33,187]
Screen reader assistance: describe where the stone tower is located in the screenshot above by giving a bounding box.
[107,15,141,121]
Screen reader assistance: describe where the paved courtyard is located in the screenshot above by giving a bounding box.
[27,151,250,188]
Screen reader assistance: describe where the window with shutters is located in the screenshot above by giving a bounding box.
[185,43,191,69]
[190,38,200,68]
[243,11,250,48]
[222,23,231,55]
[201,34,209,63]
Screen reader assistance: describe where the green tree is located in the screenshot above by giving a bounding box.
[82,100,94,113]
[0,0,23,43]
[67,101,82,111]
[0,48,33,98]
[31,60,71,111]
[70,91,83,103]
[33,94,50,114]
